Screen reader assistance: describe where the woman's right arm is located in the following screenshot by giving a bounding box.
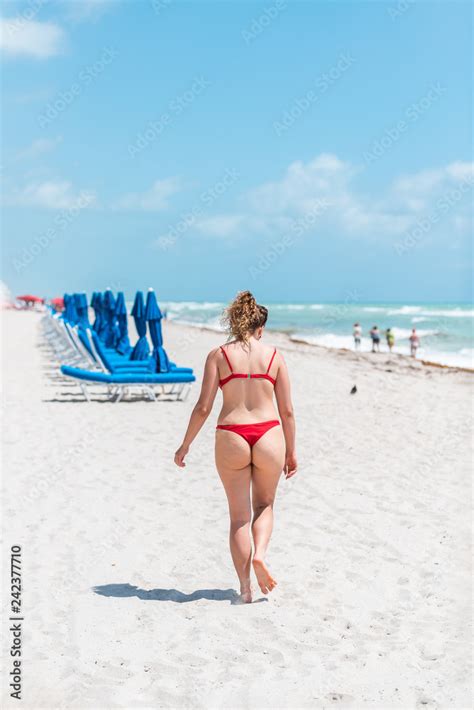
[274,353,297,479]
[174,349,219,468]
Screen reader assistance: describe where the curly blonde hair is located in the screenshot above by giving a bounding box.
[221,291,268,342]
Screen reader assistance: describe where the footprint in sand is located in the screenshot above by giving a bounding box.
[325,692,356,705]
[416,696,438,709]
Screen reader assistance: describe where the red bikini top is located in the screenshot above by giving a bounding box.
[219,346,277,388]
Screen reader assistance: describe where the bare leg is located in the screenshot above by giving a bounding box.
[215,430,253,602]
[250,426,285,595]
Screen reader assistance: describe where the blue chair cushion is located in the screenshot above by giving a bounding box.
[61,365,195,384]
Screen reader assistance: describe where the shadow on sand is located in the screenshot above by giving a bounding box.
[92,583,267,605]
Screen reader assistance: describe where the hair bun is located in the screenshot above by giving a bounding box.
[221,291,268,342]
[237,290,255,305]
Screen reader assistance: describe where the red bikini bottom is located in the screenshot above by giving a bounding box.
[216,420,280,447]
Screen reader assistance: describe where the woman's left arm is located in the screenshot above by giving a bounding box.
[174,349,220,468]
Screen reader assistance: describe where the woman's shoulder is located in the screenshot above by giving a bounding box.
[260,342,282,366]
[208,343,233,359]
[208,346,223,359]
[262,342,278,354]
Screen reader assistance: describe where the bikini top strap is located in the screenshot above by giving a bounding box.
[266,347,277,374]
[220,346,233,373]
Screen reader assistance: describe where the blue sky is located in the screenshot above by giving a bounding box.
[1,0,472,302]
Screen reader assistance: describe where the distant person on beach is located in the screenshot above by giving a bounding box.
[174,291,297,603]
[409,328,420,357]
[353,322,362,350]
[386,328,395,352]
[370,325,381,352]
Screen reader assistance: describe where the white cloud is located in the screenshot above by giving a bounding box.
[5,87,53,105]
[446,161,474,183]
[194,154,474,240]
[389,161,474,219]
[194,213,295,239]
[392,169,445,195]
[15,136,63,161]
[3,180,96,209]
[337,199,414,236]
[393,161,474,196]
[248,153,353,215]
[0,18,64,58]
[195,214,245,237]
[3,175,180,212]
[62,0,111,23]
[112,178,180,212]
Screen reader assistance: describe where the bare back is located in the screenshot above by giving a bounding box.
[217,340,280,425]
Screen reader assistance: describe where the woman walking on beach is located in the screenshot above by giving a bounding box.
[174,291,297,603]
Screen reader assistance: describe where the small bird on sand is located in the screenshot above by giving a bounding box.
[350,385,357,395]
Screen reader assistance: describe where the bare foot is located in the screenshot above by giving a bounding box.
[240,581,253,604]
[252,557,277,595]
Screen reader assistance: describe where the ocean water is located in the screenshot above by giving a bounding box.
[160,301,474,370]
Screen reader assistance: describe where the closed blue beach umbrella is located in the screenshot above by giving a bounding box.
[130,291,150,360]
[145,289,169,372]
[62,293,70,320]
[95,292,108,337]
[73,292,93,354]
[115,291,131,355]
[64,293,78,324]
[90,291,98,323]
[90,292,102,332]
[74,292,91,329]
[103,289,120,348]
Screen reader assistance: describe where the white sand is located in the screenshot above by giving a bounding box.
[1,310,472,709]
